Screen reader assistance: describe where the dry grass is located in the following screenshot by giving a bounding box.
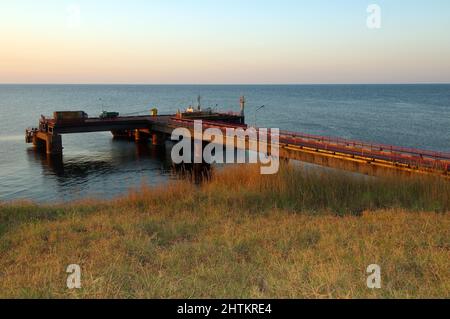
[0,164,449,298]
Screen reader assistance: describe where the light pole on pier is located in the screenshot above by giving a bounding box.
[254,105,265,128]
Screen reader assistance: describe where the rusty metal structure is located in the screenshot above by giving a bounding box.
[25,99,450,178]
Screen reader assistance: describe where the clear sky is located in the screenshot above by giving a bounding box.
[1,0,449,84]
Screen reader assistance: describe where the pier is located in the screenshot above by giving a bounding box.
[25,99,450,178]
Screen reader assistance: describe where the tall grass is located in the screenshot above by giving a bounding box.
[223,164,450,214]
[122,164,450,216]
[0,164,449,298]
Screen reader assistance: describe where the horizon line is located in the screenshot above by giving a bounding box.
[1,82,450,86]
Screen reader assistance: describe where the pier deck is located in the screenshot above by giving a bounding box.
[26,111,450,178]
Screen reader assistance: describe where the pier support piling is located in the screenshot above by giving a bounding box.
[152,132,166,146]
[32,132,62,156]
[46,133,62,155]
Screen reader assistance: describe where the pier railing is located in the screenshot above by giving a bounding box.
[169,117,450,173]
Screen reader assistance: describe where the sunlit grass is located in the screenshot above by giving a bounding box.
[0,164,449,298]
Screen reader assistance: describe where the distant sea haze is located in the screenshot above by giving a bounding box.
[0,84,449,202]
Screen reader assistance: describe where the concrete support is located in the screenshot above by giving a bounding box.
[134,129,141,142]
[135,129,157,144]
[33,132,62,155]
[46,134,62,155]
[32,135,39,147]
[152,133,159,146]
[151,132,165,146]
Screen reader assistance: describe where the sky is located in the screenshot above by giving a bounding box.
[1,0,450,84]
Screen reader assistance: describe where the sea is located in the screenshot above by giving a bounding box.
[0,84,449,202]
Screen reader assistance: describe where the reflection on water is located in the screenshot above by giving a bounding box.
[20,139,212,202]
[0,135,25,142]
[19,139,177,202]
[27,149,114,178]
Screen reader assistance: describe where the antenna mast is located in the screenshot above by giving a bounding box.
[240,96,246,116]
[197,95,202,111]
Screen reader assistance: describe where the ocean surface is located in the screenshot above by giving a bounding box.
[0,84,449,202]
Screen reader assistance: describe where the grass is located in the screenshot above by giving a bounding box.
[0,164,449,298]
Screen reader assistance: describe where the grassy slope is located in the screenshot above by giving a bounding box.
[0,165,449,298]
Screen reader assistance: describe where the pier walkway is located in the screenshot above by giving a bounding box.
[25,108,450,178]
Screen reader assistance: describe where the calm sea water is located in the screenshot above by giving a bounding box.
[0,84,449,202]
